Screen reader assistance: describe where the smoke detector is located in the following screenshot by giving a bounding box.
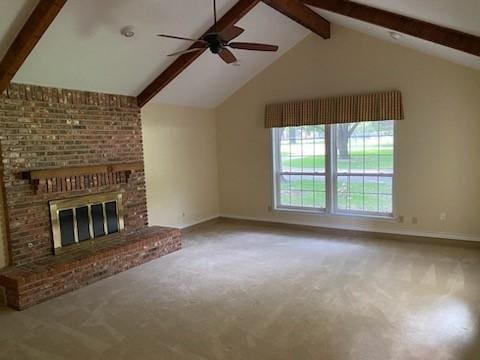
[389,31,402,40]
[121,26,135,38]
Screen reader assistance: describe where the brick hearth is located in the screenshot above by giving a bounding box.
[0,226,182,310]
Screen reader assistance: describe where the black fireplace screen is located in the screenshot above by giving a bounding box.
[50,192,124,251]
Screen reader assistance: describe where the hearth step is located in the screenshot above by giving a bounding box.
[0,226,182,310]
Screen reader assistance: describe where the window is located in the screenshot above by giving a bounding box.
[273,120,394,217]
[275,125,326,210]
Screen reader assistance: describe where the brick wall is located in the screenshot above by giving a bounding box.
[0,168,6,268]
[0,83,148,265]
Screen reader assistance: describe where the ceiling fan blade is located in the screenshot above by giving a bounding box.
[167,47,205,57]
[218,48,237,64]
[220,26,244,42]
[158,34,207,43]
[229,42,279,52]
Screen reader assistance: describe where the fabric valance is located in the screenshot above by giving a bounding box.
[264,90,404,128]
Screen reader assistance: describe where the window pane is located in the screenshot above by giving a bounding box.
[275,125,325,210]
[302,175,314,191]
[364,176,379,194]
[280,190,291,206]
[279,126,325,173]
[280,174,291,190]
[349,176,364,194]
[364,194,379,212]
[333,120,394,215]
[337,176,348,194]
[350,193,364,211]
[379,155,393,172]
[280,143,291,172]
[291,191,302,207]
[314,192,326,208]
[313,176,325,192]
[379,176,392,194]
[379,195,393,213]
[290,175,301,190]
[302,191,314,207]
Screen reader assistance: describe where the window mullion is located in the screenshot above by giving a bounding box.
[273,129,280,209]
[326,124,335,214]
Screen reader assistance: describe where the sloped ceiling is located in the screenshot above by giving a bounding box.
[0,0,479,108]
[2,0,308,107]
[309,0,480,71]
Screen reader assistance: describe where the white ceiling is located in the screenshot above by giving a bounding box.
[1,0,308,107]
[0,0,479,108]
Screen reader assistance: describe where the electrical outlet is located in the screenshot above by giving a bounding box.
[182,212,185,218]
[439,212,447,221]
[0,287,5,306]
[398,215,404,223]
[412,217,418,224]
[267,205,272,212]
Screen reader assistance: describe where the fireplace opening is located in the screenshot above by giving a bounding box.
[50,192,124,251]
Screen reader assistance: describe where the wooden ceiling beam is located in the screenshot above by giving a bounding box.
[262,0,330,39]
[301,0,480,57]
[0,0,67,94]
[137,0,261,108]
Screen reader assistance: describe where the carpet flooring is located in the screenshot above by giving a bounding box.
[1,220,479,359]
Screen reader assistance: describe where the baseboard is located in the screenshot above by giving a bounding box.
[218,214,480,246]
[180,216,221,234]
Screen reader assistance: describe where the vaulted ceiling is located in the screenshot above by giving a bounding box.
[308,0,480,71]
[1,0,479,108]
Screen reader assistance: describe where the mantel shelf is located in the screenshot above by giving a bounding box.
[20,161,143,194]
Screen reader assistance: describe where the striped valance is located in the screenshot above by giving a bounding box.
[265,90,404,128]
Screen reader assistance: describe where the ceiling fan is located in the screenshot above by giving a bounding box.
[157,0,279,64]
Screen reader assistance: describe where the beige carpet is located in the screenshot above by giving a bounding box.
[1,220,480,359]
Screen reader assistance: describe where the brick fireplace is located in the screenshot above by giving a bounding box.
[0,83,182,309]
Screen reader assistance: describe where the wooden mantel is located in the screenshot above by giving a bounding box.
[20,161,143,194]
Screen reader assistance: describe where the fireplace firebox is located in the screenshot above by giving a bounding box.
[49,192,125,252]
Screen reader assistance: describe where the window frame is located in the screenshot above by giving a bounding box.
[271,121,396,219]
[272,126,328,213]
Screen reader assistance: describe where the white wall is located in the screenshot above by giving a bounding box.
[216,25,480,240]
[142,103,219,228]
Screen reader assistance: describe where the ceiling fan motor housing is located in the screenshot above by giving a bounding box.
[203,33,226,54]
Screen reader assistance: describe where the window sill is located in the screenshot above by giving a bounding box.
[273,207,397,222]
